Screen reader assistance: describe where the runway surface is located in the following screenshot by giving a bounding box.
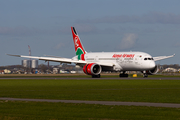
[0,77,180,80]
[0,97,180,108]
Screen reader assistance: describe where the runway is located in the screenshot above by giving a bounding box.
[0,97,180,108]
[0,77,180,80]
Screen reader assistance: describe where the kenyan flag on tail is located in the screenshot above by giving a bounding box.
[71,27,86,56]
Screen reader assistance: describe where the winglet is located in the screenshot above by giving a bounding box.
[6,54,21,57]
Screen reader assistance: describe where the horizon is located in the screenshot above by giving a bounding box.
[1,0,179,66]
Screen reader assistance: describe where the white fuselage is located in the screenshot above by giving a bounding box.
[81,52,156,71]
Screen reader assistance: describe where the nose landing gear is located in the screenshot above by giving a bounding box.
[143,73,148,78]
[143,71,148,78]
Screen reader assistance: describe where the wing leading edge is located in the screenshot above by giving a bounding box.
[153,54,175,61]
[7,54,86,64]
[7,54,114,67]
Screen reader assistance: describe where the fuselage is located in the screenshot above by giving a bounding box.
[74,51,156,71]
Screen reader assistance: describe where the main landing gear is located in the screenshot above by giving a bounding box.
[119,71,128,78]
[143,71,148,78]
[92,74,101,78]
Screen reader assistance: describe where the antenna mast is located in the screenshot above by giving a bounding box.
[28,45,31,56]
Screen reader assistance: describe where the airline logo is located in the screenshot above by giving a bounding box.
[112,54,135,58]
[71,27,86,56]
[75,37,79,47]
[78,54,85,61]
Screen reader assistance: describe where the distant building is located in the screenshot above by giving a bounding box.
[22,60,31,68]
[0,70,4,74]
[53,68,59,74]
[31,60,38,68]
[22,59,38,68]
[4,69,11,74]
[163,68,178,72]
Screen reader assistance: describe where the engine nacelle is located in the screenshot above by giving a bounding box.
[146,65,159,75]
[83,63,102,75]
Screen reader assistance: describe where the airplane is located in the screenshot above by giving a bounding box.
[7,27,175,78]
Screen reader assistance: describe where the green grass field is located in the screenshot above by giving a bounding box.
[0,75,180,119]
[1,101,180,120]
[1,79,180,103]
[0,73,180,78]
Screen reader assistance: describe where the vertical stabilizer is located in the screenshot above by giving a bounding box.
[71,27,86,56]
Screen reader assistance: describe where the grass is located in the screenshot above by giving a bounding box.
[0,79,180,103]
[0,73,180,78]
[0,77,180,119]
[0,73,90,78]
[0,101,180,120]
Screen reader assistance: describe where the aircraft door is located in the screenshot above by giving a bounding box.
[134,55,142,65]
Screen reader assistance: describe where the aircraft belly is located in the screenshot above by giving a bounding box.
[119,61,143,71]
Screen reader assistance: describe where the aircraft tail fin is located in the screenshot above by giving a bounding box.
[71,27,86,56]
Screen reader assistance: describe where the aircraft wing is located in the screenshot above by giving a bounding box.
[7,54,87,64]
[153,54,175,61]
[7,54,114,67]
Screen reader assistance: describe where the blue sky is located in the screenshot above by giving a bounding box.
[1,0,180,66]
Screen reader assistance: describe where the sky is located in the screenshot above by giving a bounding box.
[1,0,180,66]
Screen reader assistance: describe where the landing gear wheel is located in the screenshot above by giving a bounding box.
[143,74,148,78]
[92,74,101,78]
[119,74,128,77]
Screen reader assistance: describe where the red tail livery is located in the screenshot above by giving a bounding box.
[71,27,86,56]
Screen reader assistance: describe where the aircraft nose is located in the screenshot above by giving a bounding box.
[149,61,156,69]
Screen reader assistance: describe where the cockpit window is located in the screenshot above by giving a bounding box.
[144,58,154,60]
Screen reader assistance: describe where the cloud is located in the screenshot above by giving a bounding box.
[53,43,65,50]
[73,24,98,34]
[117,33,138,50]
[79,12,180,24]
[0,26,46,36]
[0,27,13,34]
[56,24,99,35]
[173,42,180,47]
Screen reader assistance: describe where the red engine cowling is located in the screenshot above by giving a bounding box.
[146,65,159,75]
[83,63,102,75]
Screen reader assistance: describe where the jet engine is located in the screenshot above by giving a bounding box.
[83,63,101,75]
[145,65,159,75]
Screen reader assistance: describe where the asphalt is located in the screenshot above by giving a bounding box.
[0,77,180,80]
[1,97,180,108]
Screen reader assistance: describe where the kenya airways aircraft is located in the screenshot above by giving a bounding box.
[8,27,175,78]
